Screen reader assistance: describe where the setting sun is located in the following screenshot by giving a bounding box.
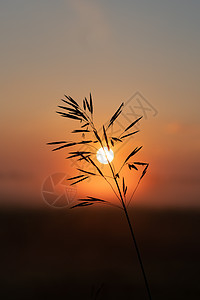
[96,147,114,164]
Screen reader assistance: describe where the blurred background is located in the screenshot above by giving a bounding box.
[0,0,200,299]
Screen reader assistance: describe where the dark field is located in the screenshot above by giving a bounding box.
[0,205,200,300]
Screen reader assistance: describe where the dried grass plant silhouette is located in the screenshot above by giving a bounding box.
[47,94,152,300]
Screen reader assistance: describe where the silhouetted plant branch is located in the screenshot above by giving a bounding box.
[47,93,152,300]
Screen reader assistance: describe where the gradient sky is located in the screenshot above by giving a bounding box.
[0,0,199,207]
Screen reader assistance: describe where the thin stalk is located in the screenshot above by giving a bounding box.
[92,124,152,299]
[121,201,152,300]
[104,177,122,204]
[107,159,152,300]
[127,180,140,207]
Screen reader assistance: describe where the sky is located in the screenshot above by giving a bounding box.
[0,0,199,208]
